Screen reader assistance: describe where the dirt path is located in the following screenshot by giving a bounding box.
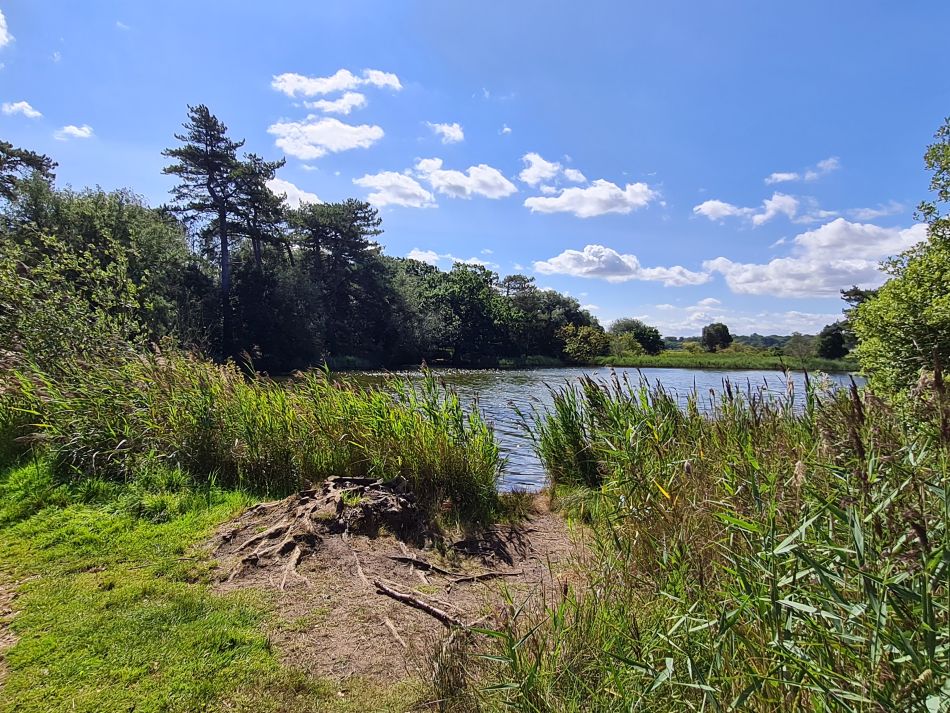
[212,493,580,682]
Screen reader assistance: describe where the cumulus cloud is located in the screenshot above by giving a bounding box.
[304,92,367,115]
[266,178,320,208]
[500,124,512,135]
[524,180,658,218]
[533,244,708,286]
[267,116,383,160]
[563,168,586,183]
[693,199,753,221]
[765,156,840,184]
[753,192,799,226]
[415,157,517,199]
[407,248,494,268]
[0,10,12,48]
[704,218,928,297]
[427,122,464,144]
[271,68,401,97]
[353,171,435,208]
[54,124,94,140]
[518,152,562,186]
[2,101,41,119]
[693,192,799,226]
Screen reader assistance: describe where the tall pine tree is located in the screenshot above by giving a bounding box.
[163,105,244,356]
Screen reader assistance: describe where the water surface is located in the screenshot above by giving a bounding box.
[355,366,861,491]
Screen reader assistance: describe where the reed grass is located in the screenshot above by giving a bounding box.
[442,372,949,711]
[1,352,501,522]
[595,351,858,372]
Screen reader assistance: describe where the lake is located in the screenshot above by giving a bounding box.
[354,366,862,491]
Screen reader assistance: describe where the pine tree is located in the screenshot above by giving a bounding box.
[163,105,244,356]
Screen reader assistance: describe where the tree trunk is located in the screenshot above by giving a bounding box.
[218,206,233,358]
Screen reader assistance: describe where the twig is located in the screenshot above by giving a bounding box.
[383,617,409,649]
[373,579,465,628]
[352,549,371,589]
[451,570,523,585]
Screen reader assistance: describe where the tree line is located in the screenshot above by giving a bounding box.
[0,105,864,372]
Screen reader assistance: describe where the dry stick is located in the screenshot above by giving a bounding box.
[352,548,372,589]
[383,617,409,650]
[451,569,523,585]
[388,555,457,577]
[373,579,465,628]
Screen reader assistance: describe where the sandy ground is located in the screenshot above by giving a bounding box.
[212,494,581,682]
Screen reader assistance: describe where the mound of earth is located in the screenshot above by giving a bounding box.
[212,482,580,682]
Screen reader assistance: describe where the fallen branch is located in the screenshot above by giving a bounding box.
[388,555,457,577]
[373,579,465,628]
[383,617,409,649]
[451,569,523,585]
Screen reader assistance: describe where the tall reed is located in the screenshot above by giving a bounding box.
[445,373,949,711]
[1,352,501,522]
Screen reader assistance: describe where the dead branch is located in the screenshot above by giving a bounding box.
[373,579,465,628]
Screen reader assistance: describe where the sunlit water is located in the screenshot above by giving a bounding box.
[351,366,862,491]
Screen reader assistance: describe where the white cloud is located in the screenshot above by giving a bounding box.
[500,124,512,135]
[533,244,708,286]
[53,124,94,140]
[267,116,383,160]
[693,192,799,226]
[848,200,905,221]
[539,185,558,195]
[407,248,493,267]
[427,121,464,144]
[481,248,494,255]
[693,199,753,220]
[563,168,586,183]
[304,92,367,115]
[581,304,600,312]
[518,152,562,186]
[524,180,658,218]
[271,68,402,97]
[415,157,517,199]
[266,178,320,208]
[805,156,840,181]
[704,218,928,297]
[2,101,41,119]
[765,171,800,185]
[753,192,799,226]
[116,20,130,30]
[0,10,12,48]
[765,156,840,185]
[51,51,61,63]
[353,171,435,208]
[696,297,721,307]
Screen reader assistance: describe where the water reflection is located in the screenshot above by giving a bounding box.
[350,366,862,491]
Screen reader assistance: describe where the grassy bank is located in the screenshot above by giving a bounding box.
[0,459,419,712]
[594,351,858,372]
[442,373,949,711]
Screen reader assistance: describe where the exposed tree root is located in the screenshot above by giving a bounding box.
[373,579,466,628]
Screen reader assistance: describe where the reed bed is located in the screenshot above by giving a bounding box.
[1,352,501,522]
[441,372,949,711]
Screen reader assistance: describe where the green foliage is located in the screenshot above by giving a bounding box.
[816,321,849,359]
[595,350,856,372]
[4,352,501,522]
[609,331,645,357]
[0,141,56,202]
[783,331,816,359]
[608,317,664,355]
[558,324,609,364]
[701,321,733,352]
[448,375,950,711]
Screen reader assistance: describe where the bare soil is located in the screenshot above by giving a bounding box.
[211,483,580,682]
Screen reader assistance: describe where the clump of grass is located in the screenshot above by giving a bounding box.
[2,351,501,523]
[445,373,949,711]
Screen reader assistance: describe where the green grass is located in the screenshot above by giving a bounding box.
[0,459,420,712]
[443,373,950,711]
[594,351,858,372]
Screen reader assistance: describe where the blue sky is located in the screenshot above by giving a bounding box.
[2,1,947,335]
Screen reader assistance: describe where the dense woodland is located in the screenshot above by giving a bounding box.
[0,105,852,374]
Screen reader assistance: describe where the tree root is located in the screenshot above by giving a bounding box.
[373,579,466,628]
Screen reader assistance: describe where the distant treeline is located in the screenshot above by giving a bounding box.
[0,105,852,373]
